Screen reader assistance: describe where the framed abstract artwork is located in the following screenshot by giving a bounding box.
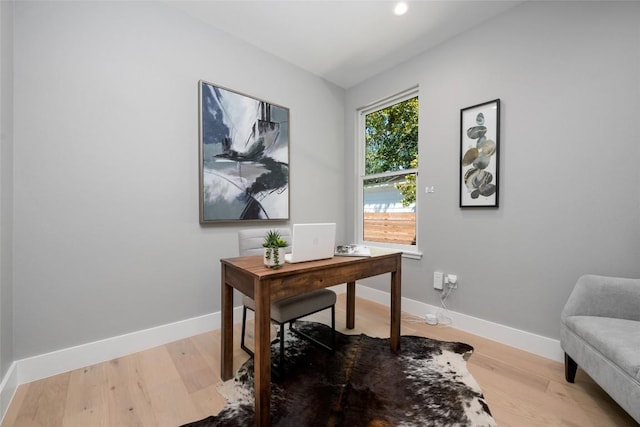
[459,99,500,208]
[198,80,290,223]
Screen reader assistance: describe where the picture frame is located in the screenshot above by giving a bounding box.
[459,99,500,208]
[198,80,290,223]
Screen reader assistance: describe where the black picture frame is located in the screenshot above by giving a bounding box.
[459,99,500,208]
[198,80,290,223]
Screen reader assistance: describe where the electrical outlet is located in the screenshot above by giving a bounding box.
[433,271,444,290]
[446,274,458,288]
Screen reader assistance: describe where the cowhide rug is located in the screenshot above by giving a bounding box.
[182,322,496,427]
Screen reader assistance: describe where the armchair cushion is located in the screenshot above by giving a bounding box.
[563,316,640,381]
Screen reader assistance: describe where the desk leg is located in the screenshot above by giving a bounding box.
[253,277,271,427]
[390,261,402,353]
[346,281,355,329]
[220,264,234,381]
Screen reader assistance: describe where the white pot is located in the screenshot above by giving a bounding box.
[263,247,286,268]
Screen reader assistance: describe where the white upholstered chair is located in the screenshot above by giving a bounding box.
[238,228,336,378]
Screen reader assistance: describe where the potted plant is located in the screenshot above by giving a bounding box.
[262,230,288,269]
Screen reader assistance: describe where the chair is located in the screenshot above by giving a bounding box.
[560,275,640,423]
[238,228,336,378]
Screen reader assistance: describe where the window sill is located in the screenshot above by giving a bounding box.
[367,245,422,260]
[401,250,422,260]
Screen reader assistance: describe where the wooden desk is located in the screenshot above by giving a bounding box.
[220,249,402,427]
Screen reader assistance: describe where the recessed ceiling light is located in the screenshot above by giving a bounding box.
[394,2,408,16]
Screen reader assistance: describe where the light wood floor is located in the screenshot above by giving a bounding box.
[2,295,637,427]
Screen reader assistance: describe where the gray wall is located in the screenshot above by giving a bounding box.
[345,1,640,339]
[0,0,15,378]
[12,1,345,359]
[7,0,640,364]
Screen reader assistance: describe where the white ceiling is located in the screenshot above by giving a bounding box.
[166,0,524,89]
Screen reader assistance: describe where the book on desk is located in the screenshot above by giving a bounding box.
[334,244,371,257]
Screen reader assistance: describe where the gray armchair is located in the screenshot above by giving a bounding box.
[560,274,640,423]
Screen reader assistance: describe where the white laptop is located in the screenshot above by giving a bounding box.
[284,223,336,263]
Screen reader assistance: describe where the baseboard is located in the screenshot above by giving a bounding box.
[355,284,563,362]
[0,362,18,424]
[4,282,562,409]
[14,305,251,388]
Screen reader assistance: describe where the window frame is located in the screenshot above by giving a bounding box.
[356,87,421,259]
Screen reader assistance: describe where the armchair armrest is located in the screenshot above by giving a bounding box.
[561,274,640,322]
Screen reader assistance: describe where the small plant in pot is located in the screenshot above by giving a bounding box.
[262,230,288,269]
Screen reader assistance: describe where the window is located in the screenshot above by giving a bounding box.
[357,88,418,252]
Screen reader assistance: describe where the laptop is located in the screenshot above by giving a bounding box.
[284,223,336,263]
